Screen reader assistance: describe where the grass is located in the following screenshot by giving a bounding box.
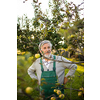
[64,68,84,100]
[17,54,84,100]
[64,58,84,100]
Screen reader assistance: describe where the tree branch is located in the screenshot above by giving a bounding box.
[43,55,84,64]
[64,87,83,91]
[17,76,25,81]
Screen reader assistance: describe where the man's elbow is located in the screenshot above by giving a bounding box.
[27,68,31,75]
[72,64,77,71]
[75,64,77,70]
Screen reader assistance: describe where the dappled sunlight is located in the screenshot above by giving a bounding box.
[76,64,84,72]
[66,58,84,72]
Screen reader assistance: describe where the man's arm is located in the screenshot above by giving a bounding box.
[63,77,69,84]
[61,57,77,84]
[27,61,38,80]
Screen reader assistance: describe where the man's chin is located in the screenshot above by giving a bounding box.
[44,53,51,58]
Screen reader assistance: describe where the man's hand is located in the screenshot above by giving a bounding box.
[63,77,69,84]
[37,81,39,85]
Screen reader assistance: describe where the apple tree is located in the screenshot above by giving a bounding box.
[17,0,84,100]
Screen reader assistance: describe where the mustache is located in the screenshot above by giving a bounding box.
[44,52,52,58]
[43,51,51,55]
[46,51,51,53]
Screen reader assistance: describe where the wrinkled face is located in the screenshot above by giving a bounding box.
[40,43,51,57]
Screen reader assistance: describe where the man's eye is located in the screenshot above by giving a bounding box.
[44,47,46,49]
[48,47,50,49]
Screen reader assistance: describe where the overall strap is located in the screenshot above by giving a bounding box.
[40,58,44,72]
[53,55,56,71]
[40,55,56,72]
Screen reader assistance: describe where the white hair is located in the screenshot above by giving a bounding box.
[39,40,52,51]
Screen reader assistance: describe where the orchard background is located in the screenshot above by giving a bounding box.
[17,0,84,100]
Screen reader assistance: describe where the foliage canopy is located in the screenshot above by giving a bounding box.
[17,0,84,55]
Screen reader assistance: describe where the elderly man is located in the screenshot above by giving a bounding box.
[28,40,77,99]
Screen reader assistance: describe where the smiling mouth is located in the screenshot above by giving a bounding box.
[44,53,51,58]
[46,52,50,55]
[44,51,51,55]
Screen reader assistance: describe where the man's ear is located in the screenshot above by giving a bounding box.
[40,50,42,54]
[40,50,43,54]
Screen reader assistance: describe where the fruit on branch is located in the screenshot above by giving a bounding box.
[51,97,56,100]
[59,94,65,99]
[35,54,40,58]
[78,92,82,96]
[25,87,33,94]
[54,89,57,93]
[79,87,84,91]
[71,35,75,38]
[78,87,84,97]
[57,90,61,95]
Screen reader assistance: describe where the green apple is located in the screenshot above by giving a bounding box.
[51,97,56,100]
[59,94,65,99]
[71,35,75,38]
[57,90,61,95]
[25,87,33,94]
[79,87,84,91]
[35,54,40,58]
[78,92,82,96]
[54,89,57,93]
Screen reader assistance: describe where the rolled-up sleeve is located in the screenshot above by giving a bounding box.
[27,61,38,80]
[61,57,77,78]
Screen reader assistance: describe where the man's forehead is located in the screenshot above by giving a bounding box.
[41,43,50,47]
